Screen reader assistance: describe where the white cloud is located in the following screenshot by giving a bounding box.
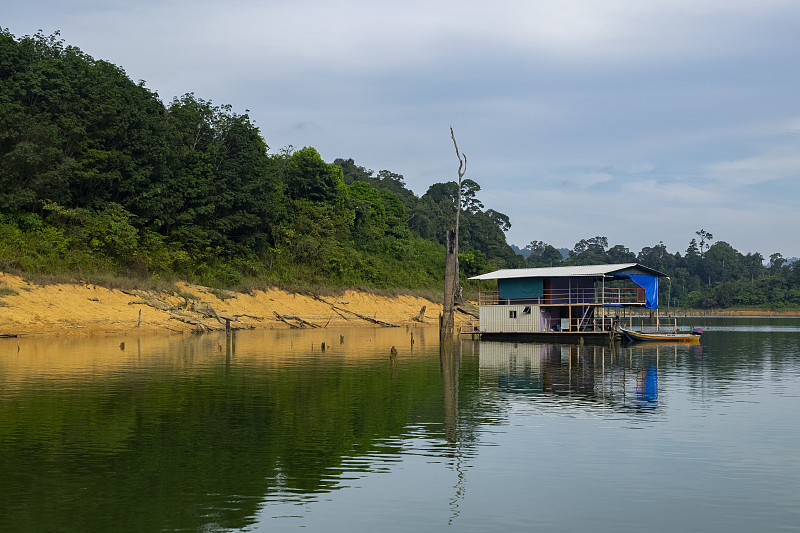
[706,141,800,186]
[50,0,800,78]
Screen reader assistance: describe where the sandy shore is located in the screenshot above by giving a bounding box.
[0,273,450,337]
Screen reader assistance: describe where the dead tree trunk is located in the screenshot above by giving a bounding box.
[450,127,466,306]
[441,228,457,342]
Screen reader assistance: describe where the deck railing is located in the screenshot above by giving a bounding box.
[478,287,646,307]
[460,315,681,335]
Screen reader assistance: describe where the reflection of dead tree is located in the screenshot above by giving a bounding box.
[440,341,465,524]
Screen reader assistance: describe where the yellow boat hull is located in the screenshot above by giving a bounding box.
[619,328,701,343]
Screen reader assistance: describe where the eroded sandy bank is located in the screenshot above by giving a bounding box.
[0,273,450,337]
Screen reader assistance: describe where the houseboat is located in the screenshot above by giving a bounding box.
[465,263,670,344]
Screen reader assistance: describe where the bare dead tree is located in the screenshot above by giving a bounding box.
[450,127,466,306]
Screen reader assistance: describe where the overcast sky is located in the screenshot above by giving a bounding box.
[5,0,800,259]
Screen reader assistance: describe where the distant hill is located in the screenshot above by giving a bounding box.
[510,244,529,258]
[510,244,568,261]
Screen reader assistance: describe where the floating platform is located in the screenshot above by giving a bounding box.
[462,329,617,345]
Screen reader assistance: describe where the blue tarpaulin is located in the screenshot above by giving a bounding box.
[498,278,544,300]
[626,274,658,309]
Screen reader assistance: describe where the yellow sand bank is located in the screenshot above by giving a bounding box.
[0,273,450,337]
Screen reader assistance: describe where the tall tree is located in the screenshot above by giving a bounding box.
[286,147,344,203]
[696,229,714,257]
[460,179,483,213]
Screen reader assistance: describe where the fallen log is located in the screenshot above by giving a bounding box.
[121,290,176,312]
[169,313,212,331]
[313,295,399,327]
[455,304,479,319]
[284,314,321,328]
[329,306,350,320]
[273,311,299,328]
[152,322,186,333]
[233,313,266,321]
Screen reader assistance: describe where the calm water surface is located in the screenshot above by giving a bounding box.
[1,318,799,532]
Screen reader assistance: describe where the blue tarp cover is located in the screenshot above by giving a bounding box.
[498,278,544,300]
[626,274,658,309]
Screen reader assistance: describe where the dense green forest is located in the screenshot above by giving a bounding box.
[0,30,522,293]
[1,30,799,308]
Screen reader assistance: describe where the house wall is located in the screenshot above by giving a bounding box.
[479,305,543,333]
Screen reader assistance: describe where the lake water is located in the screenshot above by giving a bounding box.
[1,317,799,532]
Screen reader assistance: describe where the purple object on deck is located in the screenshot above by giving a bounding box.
[692,327,703,335]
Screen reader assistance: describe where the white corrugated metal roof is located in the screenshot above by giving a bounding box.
[469,263,650,280]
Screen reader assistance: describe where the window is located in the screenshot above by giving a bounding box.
[509,310,517,319]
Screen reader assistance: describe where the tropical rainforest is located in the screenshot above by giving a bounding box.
[1,30,799,308]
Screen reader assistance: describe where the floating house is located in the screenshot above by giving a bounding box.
[466,263,668,343]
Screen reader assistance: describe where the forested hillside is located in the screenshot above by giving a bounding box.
[0,30,522,291]
[2,30,798,309]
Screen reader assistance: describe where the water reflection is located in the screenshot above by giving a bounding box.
[0,328,459,532]
[439,341,465,524]
[478,340,704,413]
[1,319,799,532]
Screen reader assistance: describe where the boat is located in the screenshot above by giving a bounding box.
[618,327,702,343]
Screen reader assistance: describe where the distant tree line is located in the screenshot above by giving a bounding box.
[0,30,521,290]
[523,233,800,309]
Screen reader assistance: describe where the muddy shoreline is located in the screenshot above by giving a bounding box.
[0,273,447,337]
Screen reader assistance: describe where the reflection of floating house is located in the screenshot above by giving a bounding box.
[477,341,659,408]
[466,263,667,344]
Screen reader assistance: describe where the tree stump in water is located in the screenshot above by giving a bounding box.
[411,305,427,322]
[441,229,456,342]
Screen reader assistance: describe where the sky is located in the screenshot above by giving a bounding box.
[4,0,800,259]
